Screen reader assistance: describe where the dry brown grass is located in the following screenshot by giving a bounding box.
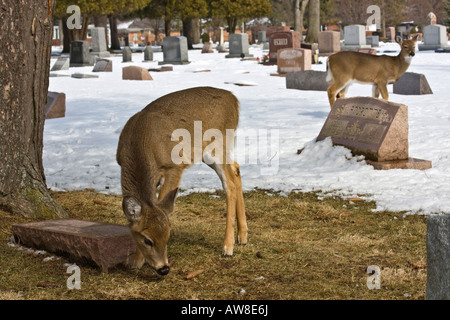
[0,190,427,300]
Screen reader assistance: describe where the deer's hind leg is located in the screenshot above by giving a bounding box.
[207,161,247,257]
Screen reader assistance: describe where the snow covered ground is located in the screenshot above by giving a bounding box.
[46,41,450,215]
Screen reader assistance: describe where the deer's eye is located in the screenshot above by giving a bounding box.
[144,238,153,247]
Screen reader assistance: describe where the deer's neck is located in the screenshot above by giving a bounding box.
[394,53,411,80]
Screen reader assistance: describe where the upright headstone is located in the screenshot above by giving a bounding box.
[393,72,433,95]
[90,27,110,63]
[160,36,190,65]
[316,97,432,170]
[143,46,153,61]
[70,41,92,67]
[216,27,226,52]
[386,27,396,41]
[366,35,380,47]
[51,57,70,71]
[92,59,113,72]
[122,46,132,62]
[258,31,267,44]
[202,42,213,53]
[341,25,371,51]
[318,31,341,56]
[426,214,450,300]
[45,92,66,119]
[419,24,450,51]
[226,33,253,58]
[267,31,302,65]
[277,48,311,75]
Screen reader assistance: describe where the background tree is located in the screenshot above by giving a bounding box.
[211,0,272,33]
[0,0,66,218]
[305,0,320,42]
[293,0,309,34]
[176,0,209,48]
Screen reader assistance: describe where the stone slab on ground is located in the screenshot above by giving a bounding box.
[286,70,329,91]
[366,157,432,170]
[71,73,99,79]
[122,66,153,80]
[426,214,450,300]
[12,219,135,272]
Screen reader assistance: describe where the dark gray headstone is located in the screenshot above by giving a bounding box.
[159,36,190,65]
[51,57,70,71]
[286,70,329,91]
[71,73,99,79]
[143,46,153,61]
[257,31,267,44]
[122,46,132,62]
[393,72,433,95]
[226,33,253,58]
[426,214,450,300]
[92,59,112,72]
[70,41,92,67]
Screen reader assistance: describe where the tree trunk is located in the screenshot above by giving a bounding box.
[192,18,200,45]
[0,0,66,218]
[62,19,71,53]
[305,0,320,43]
[109,16,121,50]
[294,0,309,36]
[182,19,194,49]
[68,15,90,41]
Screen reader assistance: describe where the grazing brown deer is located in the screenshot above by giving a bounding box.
[116,87,247,276]
[326,35,419,107]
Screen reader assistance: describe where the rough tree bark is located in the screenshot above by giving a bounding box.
[109,16,121,50]
[293,0,309,35]
[0,0,66,218]
[305,0,320,43]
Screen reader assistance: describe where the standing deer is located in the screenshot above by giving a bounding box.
[116,87,247,276]
[326,35,419,107]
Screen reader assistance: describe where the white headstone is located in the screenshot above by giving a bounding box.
[344,25,366,45]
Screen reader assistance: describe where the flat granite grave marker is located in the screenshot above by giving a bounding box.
[316,97,432,170]
[51,57,70,71]
[426,214,450,300]
[92,59,113,72]
[45,92,66,119]
[286,70,329,91]
[12,219,136,272]
[393,72,433,95]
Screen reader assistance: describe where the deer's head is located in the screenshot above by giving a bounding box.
[396,34,419,63]
[122,188,178,276]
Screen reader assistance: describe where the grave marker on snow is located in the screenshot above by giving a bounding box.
[275,48,311,76]
[45,92,66,119]
[419,24,450,51]
[341,25,371,51]
[122,46,132,62]
[316,97,432,170]
[318,31,340,56]
[70,41,92,67]
[123,66,153,80]
[143,46,154,61]
[226,33,253,58]
[393,72,433,95]
[92,59,113,72]
[267,31,301,65]
[160,36,190,65]
[51,57,70,71]
[286,70,329,91]
[90,27,110,63]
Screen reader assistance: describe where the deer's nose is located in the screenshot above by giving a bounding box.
[410,52,415,57]
[157,266,170,276]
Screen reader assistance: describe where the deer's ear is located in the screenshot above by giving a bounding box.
[123,196,142,223]
[158,188,178,214]
[412,34,419,42]
[395,35,403,45]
